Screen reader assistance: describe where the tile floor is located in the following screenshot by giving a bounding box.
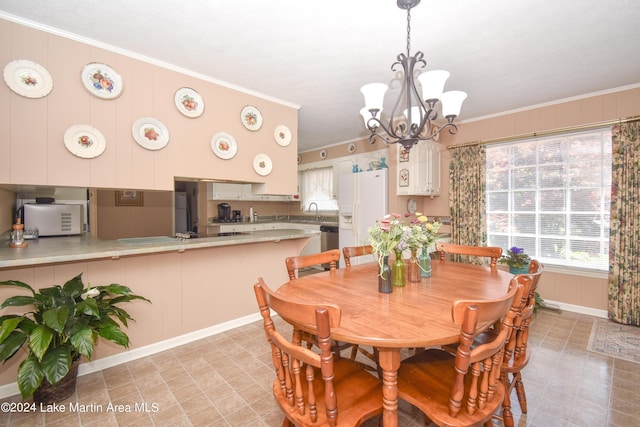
[1,308,639,426]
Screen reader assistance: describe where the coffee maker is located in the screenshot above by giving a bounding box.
[217,203,231,221]
[232,210,242,222]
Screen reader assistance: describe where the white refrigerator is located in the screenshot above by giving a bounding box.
[338,169,388,266]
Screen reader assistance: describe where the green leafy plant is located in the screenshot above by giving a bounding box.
[498,246,531,269]
[0,273,150,399]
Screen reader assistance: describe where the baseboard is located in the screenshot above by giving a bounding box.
[0,312,263,400]
[542,299,608,318]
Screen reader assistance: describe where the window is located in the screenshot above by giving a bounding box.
[299,167,338,212]
[486,128,612,270]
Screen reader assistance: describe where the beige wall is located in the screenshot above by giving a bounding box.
[0,188,15,233]
[0,18,298,193]
[96,189,173,239]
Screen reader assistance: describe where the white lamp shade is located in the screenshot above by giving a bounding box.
[360,83,388,111]
[403,106,422,126]
[418,70,450,101]
[441,91,467,117]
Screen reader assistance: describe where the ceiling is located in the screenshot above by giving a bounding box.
[2,0,639,152]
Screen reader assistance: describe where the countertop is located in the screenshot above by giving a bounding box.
[207,217,339,227]
[0,229,319,269]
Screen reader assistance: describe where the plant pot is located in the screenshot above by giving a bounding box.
[33,358,80,405]
[509,265,530,275]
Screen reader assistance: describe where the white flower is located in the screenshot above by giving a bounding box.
[81,288,100,300]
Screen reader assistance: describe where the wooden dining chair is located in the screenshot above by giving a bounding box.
[285,249,359,360]
[495,259,544,427]
[253,278,383,427]
[342,245,382,372]
[396,278,523,427]
[285,249,340,280]
[342,245,374,267]
[435,242,503,268]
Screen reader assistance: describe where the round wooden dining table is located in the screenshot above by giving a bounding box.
[276,260,513,427]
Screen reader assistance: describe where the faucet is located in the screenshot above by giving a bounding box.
[308,202,319,221]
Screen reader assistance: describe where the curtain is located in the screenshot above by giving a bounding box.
[448,145,487,263]
[609,120,640,325]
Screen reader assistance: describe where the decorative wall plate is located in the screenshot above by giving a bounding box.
[132,117,170,150]
[253,153,273,176]
[347,143,356,153]
[274,125,291,146]
[81,62,123,99]
[240,105,263,131]
[174,87,204,118]
[3,59,53,98]
[211,132,238,159]
[319,149,327,160]
[64,125,107,158]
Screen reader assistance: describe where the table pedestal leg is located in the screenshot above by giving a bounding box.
[378,348,401,427]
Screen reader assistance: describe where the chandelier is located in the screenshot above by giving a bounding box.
[360,0,467,152]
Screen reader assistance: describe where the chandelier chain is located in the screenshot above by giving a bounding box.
[406,8,412,57]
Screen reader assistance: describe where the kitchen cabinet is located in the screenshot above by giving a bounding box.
[396,140,441,196]
[219,223,264,232]
[207,183,294,201]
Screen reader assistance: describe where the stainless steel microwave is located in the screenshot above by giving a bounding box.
[23,204,83,236]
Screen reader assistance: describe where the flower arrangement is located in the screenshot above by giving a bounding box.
[499,246,531,269]
[368,213,405,257]
[368,212,441,274]
[404,212,441,251]
[0,273,150,400]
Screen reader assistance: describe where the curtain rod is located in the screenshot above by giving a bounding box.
[449,115,640,149]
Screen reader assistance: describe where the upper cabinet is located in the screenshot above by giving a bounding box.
[396,140,441,196]
[207,183,294,201]
[0,19,298,194]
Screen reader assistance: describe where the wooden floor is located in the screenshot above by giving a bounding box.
[1,309,638,426]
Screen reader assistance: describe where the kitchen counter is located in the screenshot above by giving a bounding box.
[0,228,319,269]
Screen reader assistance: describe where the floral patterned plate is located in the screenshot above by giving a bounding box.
[132,117,170,150]
[274,125,291,146]
[240,105,263,131]
[3,59,53,98]
[81,63,123,99]
[211,132,238,160]
[253,153,272,176]
[64,124,107,158]
[174,87,204,118]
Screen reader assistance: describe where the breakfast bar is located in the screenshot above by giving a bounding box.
[0,229,317,392]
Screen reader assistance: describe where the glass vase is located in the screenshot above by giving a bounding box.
[407,249,421,282]
[420,247,432,278]
[378,255,392,293]
[392,250,406,287]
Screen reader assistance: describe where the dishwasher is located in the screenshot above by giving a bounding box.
[320,224,339,269]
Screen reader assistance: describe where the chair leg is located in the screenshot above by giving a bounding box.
[514,372,528,413]
[500,373,515,427]
[349,344,359,360]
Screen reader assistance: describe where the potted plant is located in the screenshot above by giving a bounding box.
[0,273,150,402]
[499,246,531,274]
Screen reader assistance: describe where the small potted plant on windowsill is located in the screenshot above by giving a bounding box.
[0,273,150,403]
[499,246,531,274]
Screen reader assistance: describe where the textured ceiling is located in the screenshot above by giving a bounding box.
[1,0,639,152]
